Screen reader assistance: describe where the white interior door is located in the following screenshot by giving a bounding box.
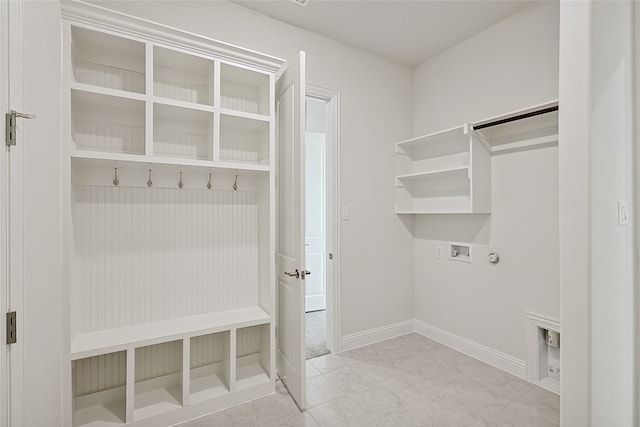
[1,1,25,425]
[305,131,326,312]
[276,51,307,410]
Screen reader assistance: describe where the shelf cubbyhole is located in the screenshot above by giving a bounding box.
[398,168,470,198]
[134,341,183,421]
[220,115,270,165]
[220,63,270,115]
[71,90,145,155]
[72,351,127,427]
[154,104,213,161]
[189,331,231,404]
[154,47,214,106]
[236,324,270,391]
[71,26,145,94]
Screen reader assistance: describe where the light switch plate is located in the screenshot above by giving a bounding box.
[342,206,350,221]
[618,201,629,226]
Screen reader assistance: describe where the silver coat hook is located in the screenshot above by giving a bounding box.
[207,173,212,190]
[178,171,183,189]
[112,168,119,186]
[233,174,238,191]
[147,169,153,188]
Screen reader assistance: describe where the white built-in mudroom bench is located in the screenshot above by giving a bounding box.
[62,2,284,425]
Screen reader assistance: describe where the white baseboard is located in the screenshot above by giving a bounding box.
[338,319,526,381]
[414,319,526,379]
[339,320,414,352]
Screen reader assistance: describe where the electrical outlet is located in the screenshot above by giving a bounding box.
[436,246,443,259]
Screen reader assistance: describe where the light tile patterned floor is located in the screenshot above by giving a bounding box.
[180,333,559,427]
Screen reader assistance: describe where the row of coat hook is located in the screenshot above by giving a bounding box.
[112,168,239,191]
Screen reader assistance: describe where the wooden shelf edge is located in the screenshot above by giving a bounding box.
[395,210,489,215]
[71,306,270,360]
[219,108,271,122]
[396,166,469,181]
[70,151,271,173]
[396,123,469,147]
[70,81,147,102]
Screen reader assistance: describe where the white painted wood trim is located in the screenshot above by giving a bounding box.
[4,1,25,425]
[414,319,526,379]
[60,1,285,74]
[0,2,8,425]
[306,84,340,354]
[71,306,270,360]
[339,320,414,352]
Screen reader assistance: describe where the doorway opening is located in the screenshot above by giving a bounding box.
[305,86,339,360]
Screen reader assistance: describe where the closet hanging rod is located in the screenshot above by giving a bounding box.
[472,105,558,131]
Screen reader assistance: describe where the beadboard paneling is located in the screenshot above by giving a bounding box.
[135,341,182,381]
[71,186,259,335]
[236,325,263,358]
[73,351,127,397]
[191,331,228,369]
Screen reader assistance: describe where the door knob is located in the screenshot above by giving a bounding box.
[284,269,299,279]
[301,270,311,279]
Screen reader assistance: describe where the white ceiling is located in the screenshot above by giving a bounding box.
[231,0,534,66]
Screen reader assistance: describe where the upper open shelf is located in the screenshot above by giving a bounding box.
[71,26,146,95]
[473,100,559,153]
[396,124,470,160]
[154,46,214,106]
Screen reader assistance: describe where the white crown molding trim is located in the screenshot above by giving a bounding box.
[60,0,286,73]
[414,319,526,379]
[338,320,414,352]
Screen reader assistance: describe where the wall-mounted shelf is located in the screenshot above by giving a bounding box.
[395,101,558,215]
[395,124,490,214]
[473,100,559,154]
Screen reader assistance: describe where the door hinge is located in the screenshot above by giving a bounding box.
[6,311,16,344]
[6,110,36,146]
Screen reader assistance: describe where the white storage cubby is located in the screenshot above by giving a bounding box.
[154,46,214,106]
[395,124,491,214]
[220,114,270,165]
[71,26,145,94]
[63,3,283,425]
[189,331,231,404]
[71,91,145,155]
[153,104,213,160]
[236,324,271,391]
[72,351,127,427]
[134,341,183,420]
[220,63,270,116]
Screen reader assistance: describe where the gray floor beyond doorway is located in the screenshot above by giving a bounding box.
[306,310,330,360]
[180,333,559,426]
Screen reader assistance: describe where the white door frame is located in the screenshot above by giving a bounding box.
[1,1,25,426]
[306,84,340,353]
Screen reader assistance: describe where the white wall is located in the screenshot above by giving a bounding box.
[88,1,416,337]
[22,2,64,425]
[412,1,560,363]
[589,1,635,425]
